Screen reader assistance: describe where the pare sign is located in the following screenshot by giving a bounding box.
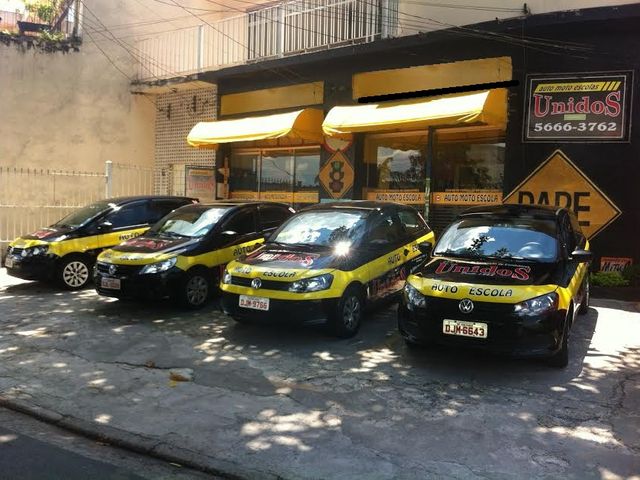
[503,150,621,239]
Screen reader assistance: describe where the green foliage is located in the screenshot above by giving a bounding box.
[591,271,629,288]
[25,0,59,24]
[621,264,640,287]
[39,29,64,42]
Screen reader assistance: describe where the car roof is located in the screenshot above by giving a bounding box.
[301,201,402,212]
[459,204,564,220]
[197,200,291,209]
[105,195,197,206]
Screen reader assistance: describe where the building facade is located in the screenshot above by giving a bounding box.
[136,0,639,266]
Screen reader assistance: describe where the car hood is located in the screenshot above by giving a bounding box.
[111,234,199,254]
[19,226,75,242]
[416,256,559,286]
[238,243,338,272]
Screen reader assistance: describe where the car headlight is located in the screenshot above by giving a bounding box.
[140,257,177,274]
[222,270,232,284]
[288,273,333,293]
[514,292,559,316]
[22,245,49,257]
[404,282,426,310]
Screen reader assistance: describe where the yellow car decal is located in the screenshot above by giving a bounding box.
[10,227,148,258]
[221,231,435,301]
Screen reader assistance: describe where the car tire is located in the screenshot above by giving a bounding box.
[328,285,364,338]
[548,317,570,368]
[179,269,211,309]
[578,276,590,315]
[57,255,91,290]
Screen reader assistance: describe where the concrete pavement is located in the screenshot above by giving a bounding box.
[0,269,639,479]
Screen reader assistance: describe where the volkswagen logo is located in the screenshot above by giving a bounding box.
[108,264,117,276]
[458,298,474,314]
[251,278,262,289]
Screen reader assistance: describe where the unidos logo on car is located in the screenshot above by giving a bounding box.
[435,262,531,281]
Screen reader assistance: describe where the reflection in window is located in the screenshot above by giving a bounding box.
[261,152,293,192]
[433,131,505,191]
[294,153,320,192]
[365,133,427,192]
[229,153,259,192]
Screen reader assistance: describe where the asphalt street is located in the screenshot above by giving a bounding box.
[0,270,639,479]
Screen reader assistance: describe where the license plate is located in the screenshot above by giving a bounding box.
[4,256,14,268]
[101,277,121,290]
[443,319,488,339]
[239,295,269,311]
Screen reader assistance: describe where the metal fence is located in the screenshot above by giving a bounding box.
[0,162,154,254]
[135,0,398,81]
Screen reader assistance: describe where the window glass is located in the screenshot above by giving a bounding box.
[223,209,256,236]
[294,152,320,192]
[106,202,150,229]
[229,152,258,194]
[365,134,426,192]
[148,206,229,238]
[433,131,505,191]
[259,206,292,231]
[261,152,293,193]
[398,209,426,237]
[149,199,190,224]
[434,218,558,262]
[53,200,112,228]
[272,211,367,247]
[368,213,404,245]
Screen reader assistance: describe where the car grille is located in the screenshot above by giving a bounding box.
[8,247,24,256]
[96,262,141,276]
[426,296,516,318]
[229,275,291,291]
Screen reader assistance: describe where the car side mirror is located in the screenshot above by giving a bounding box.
[418,242,432,256]
[97,221,113,232]
[570,249,593,263]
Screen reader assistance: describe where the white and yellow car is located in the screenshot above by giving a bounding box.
[4,196,195,289]
[398,205,591,368]
[221,201,435,337]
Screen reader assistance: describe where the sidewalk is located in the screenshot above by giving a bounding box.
[0,270,639,479]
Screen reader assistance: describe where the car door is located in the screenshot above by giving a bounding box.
[97,200,152,249]
[397,207,434,274]
[215,206,264,265]
[362,209,408,302]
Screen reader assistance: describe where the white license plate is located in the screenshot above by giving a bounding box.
[239,295,269,311]
[443,319,488,339]
[4,256,14,268]
[101,277,121,290]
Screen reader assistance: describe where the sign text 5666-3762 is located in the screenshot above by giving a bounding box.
[525,73,631,141]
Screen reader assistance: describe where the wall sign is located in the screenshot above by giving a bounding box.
[319,151,354,199]
[503,150,621,239]
[600,257,632,273]
[365,190,425,204]
[525,72,631,141]
[431,190,502,206]
[185,166,215,202]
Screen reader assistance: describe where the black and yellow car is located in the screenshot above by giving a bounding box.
[398,205,592,367]
[4,196,195,290]
[220,201,435,337]
[94,201,294,308]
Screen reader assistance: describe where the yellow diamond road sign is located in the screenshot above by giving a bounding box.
[503,150,621,239]
[319,151,354,199]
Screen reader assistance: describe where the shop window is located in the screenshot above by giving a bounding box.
[364,133,427,193]
[229,152,259,195]
[433,129,505,192]
[261,152,294,193]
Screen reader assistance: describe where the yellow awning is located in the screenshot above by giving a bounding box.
[187,108,324,148]
[322,89,507,137]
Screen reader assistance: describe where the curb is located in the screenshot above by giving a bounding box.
[0,395,281,480]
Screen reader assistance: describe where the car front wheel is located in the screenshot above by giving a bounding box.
[58,255,91,290]
[179,270,211,309]
[328,286,363,338]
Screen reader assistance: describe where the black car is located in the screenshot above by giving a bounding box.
[5,196,196,289]
[398,204,592,367]
[220,201,435,337]
[94,201,294,308]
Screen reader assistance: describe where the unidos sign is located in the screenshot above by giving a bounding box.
[525,72,632,141]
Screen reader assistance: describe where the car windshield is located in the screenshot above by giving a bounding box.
[433,217,558,262]
[52,200,114,228]
[270,210,368,247]
[149,207,229,238]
